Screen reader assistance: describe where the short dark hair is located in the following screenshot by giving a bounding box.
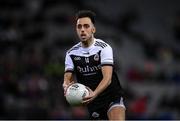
[75,10,96,24]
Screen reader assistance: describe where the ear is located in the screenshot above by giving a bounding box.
[92,26,96,34]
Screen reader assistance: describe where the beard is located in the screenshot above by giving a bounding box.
[80,34,92,42]
[80,35,94,47]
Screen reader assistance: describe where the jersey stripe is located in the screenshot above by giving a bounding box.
[94,41,107,48]
[101,63,114,67]
[68,43,81,53]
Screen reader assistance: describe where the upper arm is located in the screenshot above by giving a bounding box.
[65,52,74,72]
[101,45,114,66]
[101,44,114,82]
[64,52,74,84]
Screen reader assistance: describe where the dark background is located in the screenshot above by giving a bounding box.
[0,0,180,119]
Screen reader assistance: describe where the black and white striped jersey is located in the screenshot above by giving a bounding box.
[64,38,123,108]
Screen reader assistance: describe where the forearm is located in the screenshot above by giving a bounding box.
[94,78,111,96]
[94,66,112,96]
[63,72,74,87]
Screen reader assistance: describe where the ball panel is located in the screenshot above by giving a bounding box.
[65,83,89,106]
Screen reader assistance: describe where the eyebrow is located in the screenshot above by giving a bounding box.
[77,23,90,26]
[76,23,90,28]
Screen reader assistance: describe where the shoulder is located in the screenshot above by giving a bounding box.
[67,42,81,54]
[94,38,112,49]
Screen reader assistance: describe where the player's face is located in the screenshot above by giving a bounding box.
[76,17,95,42]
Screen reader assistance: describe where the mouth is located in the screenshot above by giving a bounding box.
[80,34,86,39]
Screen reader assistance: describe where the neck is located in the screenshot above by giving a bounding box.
[81,37,94,48]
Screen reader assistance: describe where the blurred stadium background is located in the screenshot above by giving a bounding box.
[0,0,180,120]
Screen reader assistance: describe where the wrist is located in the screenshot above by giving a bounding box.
[63,83,68,89]
[93,90,99,97]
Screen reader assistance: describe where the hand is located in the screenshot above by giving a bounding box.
[82,87,97,105]
[62,82,74,96]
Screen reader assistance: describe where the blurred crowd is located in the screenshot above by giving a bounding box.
[0,0,180,120]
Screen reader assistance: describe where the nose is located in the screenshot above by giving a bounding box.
[81,26,85,31]
[81,28,85,33]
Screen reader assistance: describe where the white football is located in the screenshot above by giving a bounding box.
[65,83,89,106]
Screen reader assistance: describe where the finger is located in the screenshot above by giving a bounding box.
[85,86,93,93]
[64,88,67,96]
[85,86,91,91]
[64,82,74,96]
[81,101,89,106]
[65,82,73,90]
[83,95,92,100]
[82,99,91,104]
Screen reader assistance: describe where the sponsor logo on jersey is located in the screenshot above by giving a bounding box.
[74,57,81,61]
[94,53,99,61]
[77,65,101,73]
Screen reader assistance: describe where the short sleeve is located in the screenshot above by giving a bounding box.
[101,45,114,66]
[65,52,74,72]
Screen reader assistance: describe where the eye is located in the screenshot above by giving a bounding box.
[83,24,90,29]
[77,24,82,29]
